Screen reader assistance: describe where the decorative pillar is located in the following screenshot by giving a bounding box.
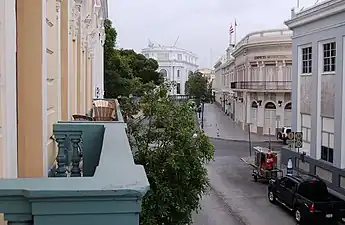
[89,30,96,99]
[56,0,62,120]
[70,131,82,177]
[54,132,67,177]
[1,0,18,178]
[259,62,265,81]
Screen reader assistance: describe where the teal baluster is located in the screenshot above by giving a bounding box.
[70,131,82,177]
[54,132,68,177]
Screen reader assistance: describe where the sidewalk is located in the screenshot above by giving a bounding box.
[199,103,280,142]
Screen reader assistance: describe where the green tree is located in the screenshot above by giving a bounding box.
[103,19,162,98]
[128,84,214,225]
[185,72,209,101]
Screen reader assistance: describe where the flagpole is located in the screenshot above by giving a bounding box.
[234,19,237,45]
[229,28,232,47]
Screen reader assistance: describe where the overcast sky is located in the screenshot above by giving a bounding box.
[108,0,320,68]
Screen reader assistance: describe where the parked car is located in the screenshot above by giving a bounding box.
[277,126,291,144]
[268,174,345,224]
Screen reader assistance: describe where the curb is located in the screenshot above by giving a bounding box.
[209,136,283,143]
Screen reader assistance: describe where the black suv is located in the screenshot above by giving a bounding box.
[268,174,345,224]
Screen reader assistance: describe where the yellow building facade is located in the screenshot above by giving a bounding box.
[0,0,107,180]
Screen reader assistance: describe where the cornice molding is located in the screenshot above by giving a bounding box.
[231,41,292,58]
[285,0,345,28]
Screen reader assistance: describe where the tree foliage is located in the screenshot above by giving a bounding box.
[103,19,162,98]
[185,72,209,101]
[127,84,214,225]
[103,18,215,225]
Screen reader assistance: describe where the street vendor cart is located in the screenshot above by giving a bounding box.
[247,147,282,182]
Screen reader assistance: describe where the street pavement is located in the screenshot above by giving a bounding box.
[192,139,296,225]
[199,104,279,142]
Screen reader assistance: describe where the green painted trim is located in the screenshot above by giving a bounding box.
[0,104,149,221]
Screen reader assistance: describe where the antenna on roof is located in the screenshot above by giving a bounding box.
[148,39,154,47]
[173,36,179,47]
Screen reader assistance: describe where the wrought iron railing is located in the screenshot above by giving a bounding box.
[230,81,292,90]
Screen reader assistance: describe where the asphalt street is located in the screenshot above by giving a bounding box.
[192,138,297,225]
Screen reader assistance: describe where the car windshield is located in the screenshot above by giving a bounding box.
[286,128,291,133]
[298,181,329,201]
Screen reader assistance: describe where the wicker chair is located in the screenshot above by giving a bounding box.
[93,106,115,121]
[72,115,94,121]
[92,99,117,121]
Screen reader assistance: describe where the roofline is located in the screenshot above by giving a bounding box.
[285,0,345,29]
[233,29,291,50]
[141,46,198,57]
[101,0,108,19]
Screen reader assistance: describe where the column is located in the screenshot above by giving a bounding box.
[1,0,18,179]
[100,26,105,98]
[259,62,264,81]
[90,32,97,99]
[277,61,283,81]
[310,41,321,159]
[16,0,45,177]
[337,36,345,168]
[57,0,62,120]
[60,0,69,120]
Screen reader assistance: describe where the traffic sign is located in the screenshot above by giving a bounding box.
[287,132,295,140]
[287,131,303,148]
[295,132,303,140]
[295,132,303,148]
[295,140,303,148]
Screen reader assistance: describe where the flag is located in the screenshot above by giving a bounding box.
[229,24,234,34]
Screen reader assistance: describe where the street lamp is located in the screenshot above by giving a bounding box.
[201,95,205,130]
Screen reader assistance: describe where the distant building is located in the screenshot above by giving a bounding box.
[212,55,227,107]
[283,0,345,197]
[231,29,293,135]
[214,29,293,131]
[196,68,215,84]
[142,44,198,95]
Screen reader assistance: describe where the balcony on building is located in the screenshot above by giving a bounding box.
[230,81,292,92]
[0,99,149,225]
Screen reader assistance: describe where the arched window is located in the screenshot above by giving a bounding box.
[251,101,258,108]
[159,69,168,79]
[265,102,276,109]
[284,102,292,109]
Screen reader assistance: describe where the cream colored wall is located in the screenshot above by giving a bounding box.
[14,0,105,177]
[46,0,59,170]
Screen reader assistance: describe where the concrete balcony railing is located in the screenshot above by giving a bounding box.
[231,81,292,91]
[0,99,149,225]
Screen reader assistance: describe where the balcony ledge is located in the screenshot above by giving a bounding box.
[0,101,149,225]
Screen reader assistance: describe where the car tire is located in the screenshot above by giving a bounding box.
[283,138,287,144]
[268,191,276,204]
[253,175,258,182]
[295,208,303,224]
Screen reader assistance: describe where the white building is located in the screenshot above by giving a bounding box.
[213,29,293,135]
[212,55,226,102]
[282,0,345,196]
[231,29,293,135]
[196,68,215,84]
[142,43,198,95]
